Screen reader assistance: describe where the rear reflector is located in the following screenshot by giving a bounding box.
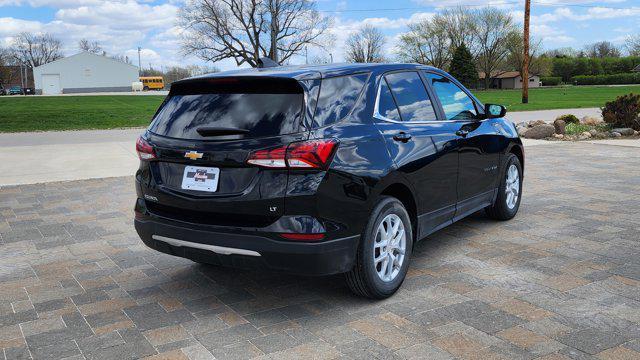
[247,139,338,169]
[279,233,325,241]
[136,136,156,160]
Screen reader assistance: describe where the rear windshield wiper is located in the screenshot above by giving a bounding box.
[196,127,250,137]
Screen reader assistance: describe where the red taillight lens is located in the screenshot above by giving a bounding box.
[246,139,338,169]
[279,233,325,241]
[136,136,156,160]
[246,146,287,168]
[286,140,338,169]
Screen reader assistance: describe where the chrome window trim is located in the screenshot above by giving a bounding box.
[373,79,478,125]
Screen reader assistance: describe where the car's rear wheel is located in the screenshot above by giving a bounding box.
[485,153,522,220]
[346,196,413,299]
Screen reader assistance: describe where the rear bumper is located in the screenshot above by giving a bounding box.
[135,217,359,276]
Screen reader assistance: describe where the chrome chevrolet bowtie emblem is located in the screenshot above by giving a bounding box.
[184,151,203,160]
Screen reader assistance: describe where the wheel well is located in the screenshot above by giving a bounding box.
[510,145,524,172]
[380,183,418,238]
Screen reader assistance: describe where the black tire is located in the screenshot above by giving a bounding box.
[485,153,522,220]
[143,86,149,91]
[346,196,413,299]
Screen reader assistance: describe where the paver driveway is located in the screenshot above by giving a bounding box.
[1,142,639,360]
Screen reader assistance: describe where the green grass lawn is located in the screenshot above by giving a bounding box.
[1,85,640,132]
[0,95,165,133]
[473,85,640,112]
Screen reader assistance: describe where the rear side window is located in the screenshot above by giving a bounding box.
[312,73,368,128]
[384,72,437,122]
[149,79,303,140]
[376,79,401,121]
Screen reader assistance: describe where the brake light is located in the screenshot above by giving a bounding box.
[136,136,156,160]
[246,139,338,169]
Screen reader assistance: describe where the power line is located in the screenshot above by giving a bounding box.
[318,1,636,14]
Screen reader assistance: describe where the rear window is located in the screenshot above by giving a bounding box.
[149,78,303,140]
[312,73,368,128]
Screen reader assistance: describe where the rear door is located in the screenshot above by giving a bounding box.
[373,71,459,237]
[423,72,501,219]
[141,77,308,228]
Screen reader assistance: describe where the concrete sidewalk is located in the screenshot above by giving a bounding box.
[506,107,600,123]
[1,117,637,186]
[0,129,143,186]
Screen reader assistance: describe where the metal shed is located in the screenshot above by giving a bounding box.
[33,52,139,95]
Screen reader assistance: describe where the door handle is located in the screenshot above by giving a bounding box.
[393,132,412,142]
[456,129,469,137]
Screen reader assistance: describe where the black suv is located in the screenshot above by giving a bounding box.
[134,63,524,298]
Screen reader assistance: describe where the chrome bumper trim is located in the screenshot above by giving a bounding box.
[152,235,261,257]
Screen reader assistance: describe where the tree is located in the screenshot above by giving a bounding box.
[583,41,621,58]
[0,47,18,85]
[505,31,550,78]
[178,0,330,67]
[78,39,103,54]
[110,54,132,64]
[439,7,476,53]
[448,44,478,88]
[473,7,516,89]
[397,18,450,68]
[345,25,385,63]
[625,34,640,56]
[11,32,63,67]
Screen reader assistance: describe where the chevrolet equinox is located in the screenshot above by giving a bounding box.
[134,62,524,299]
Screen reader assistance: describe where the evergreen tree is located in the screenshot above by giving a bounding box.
[449,44,478,89]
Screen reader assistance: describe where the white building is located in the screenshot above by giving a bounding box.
[33,52,139,95]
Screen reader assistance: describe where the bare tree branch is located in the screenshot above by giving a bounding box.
[178,0,330,67]
[11,32,63,67]
[345,25,386,63]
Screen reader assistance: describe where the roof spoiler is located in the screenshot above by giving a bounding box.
[257,57,280,68]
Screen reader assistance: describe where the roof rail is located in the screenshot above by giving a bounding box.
[257,57,280,68]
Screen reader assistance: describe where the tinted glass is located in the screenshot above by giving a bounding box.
[312,74,368,128]
[377,79,400,121]
[384,72,436,122]
[148,93,302,139]
[426,74,479,120]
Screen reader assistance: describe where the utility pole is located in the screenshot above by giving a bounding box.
[137,47,142,76]
[522,0,531,104]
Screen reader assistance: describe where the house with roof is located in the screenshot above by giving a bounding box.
[478,71,541,89]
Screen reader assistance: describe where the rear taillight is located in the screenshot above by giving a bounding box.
[136,136,156,160]
[247,139,338,170]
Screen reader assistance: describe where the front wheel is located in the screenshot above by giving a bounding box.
[346,196,413,299]
[486,153,522,220]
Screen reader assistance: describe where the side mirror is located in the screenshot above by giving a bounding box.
[484,104,507,119]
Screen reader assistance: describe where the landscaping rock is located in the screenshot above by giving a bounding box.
[553,134,564,139]
[581,116,603,126]
[578,131,592,140]
[517,126,528,137]
[634,131,639,136]
[589,129,597,136]
[611,132,622,137]
[523,124,555,139]
[611,128,634,136]
[553,119,566,135]
[529,120,547,127]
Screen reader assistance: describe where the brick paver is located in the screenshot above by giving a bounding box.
[1,142,639,359]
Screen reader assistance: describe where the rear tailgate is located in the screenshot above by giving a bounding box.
[139,77,311,228]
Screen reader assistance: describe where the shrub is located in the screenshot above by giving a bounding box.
[540,76,561,86]
[565,123,610,136]
[601,93,640,130]
[571,73,640,85]
[552,56,640,81]
[556,114,580,124]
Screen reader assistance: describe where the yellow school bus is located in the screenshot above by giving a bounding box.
[139,76,164,90]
